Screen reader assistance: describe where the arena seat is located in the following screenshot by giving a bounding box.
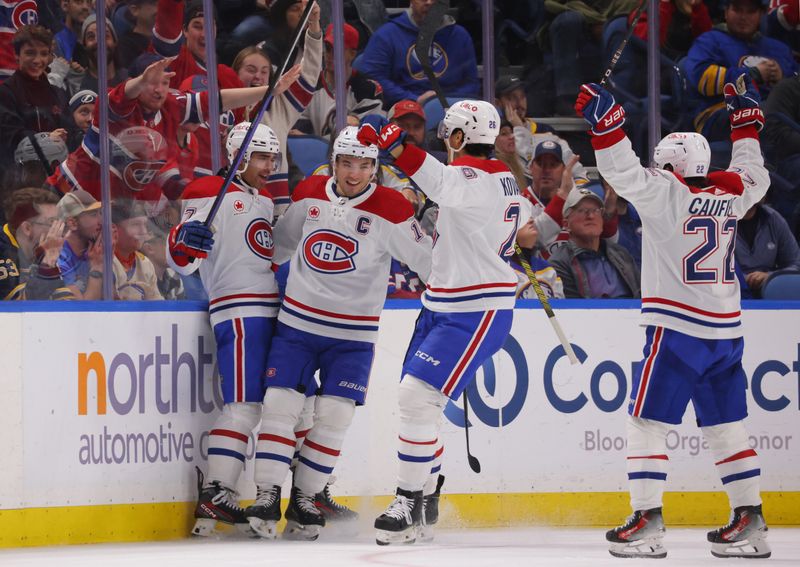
[287,134,330,177]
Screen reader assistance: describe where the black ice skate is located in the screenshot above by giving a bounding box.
[374,487,423,546]
[315,483,359,522]
[284,486,326,541]
[606,507,667,558]
[707,504,771,559]
[418,475,445,543]
[191,467,252,537]
[245,485,282,539]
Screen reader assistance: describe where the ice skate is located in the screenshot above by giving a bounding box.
[606,507,667,558]
[315,482,359,522]
[374,487,423,546]
[418,475,444,543]
[708,504,771,559]
[245,485,282,539]
[191,468,253,537]
[283,486,326,541]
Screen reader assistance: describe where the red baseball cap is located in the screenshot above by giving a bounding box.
[388,100,426,121]
[324,23,359,51]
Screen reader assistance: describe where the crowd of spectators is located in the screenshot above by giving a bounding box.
[0,0,799,302]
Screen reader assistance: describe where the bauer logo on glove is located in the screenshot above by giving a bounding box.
[575,83,626,136]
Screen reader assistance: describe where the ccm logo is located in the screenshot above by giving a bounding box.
[415,350,440,366]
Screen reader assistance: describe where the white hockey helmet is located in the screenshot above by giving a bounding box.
[14,132,68,166]
[331,126,379,176]
[438,99,501,151]
[653,132,710,178]
[226,121,282,172]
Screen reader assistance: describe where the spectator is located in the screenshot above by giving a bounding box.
[0,25,70,169]
[525,140,576,206]
[549,187,640,299]
[54,0,91,62]
[303,23,384,139]
[735,199,800,297]
[66,89,96,152]
[762,75,800,221]
[118,0,158,68]
[261,0,308,64]
[1,187,72,300]
[684,0,797,141]
[70,14,129,94]
[141,219,184,300]
[356,0,480,108]
[232,45,272,89]
[56,188,107,300]
[494,119,528,192]
[765,0,800,58]
[111,200,163,300]
[388,100,427,148]
[632,0,712,59]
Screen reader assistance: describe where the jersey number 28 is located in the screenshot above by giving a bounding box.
[683,216,736,284]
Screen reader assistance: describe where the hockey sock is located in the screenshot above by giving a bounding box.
[423,440,444,496]
[397,375,448,492]
[702,421,762,508]
[294,395,356,495]
[626,415,670,511]
[207,402,261,489]
[292,395,315,467]
[254,387,307,487]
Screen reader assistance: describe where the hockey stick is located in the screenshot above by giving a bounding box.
[462,391,481,473]
[600,0,648,87]
[201,0,316,227]
[514,243,579,364]
[414,0,450,110]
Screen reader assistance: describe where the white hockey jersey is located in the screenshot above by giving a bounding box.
[166,176,279,327]
[273,175,432,343]
[594,128,769,339]
[394,145,532,312]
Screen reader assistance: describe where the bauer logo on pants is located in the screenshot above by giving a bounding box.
[302,229,359,274]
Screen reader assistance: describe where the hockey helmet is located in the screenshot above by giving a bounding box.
[653,132,710,178]
[438,99,501,151]
[226,121,282,173]
[14,133,68,167]
[113,126,169,192]
[331,125,379,176]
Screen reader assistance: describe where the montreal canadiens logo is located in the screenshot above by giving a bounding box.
[246,218,273,260]
[302,229,358,274]
[12,0,38,28]
[122,160,162,191]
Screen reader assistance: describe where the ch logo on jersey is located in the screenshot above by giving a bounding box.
[307,205,321,220]
[406,42,448,80]
[461,167,477,180]
[233,199,245,213]
[12,0,38,28]
[245,218,273,260]
[122,160,162,191]
[302,229,359,274]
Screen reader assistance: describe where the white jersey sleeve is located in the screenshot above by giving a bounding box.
[385,216,432,282]
[272,193,309,265]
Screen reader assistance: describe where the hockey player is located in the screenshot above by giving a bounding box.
[357,100,530,545]
[574,77,771,558]
[166,121,282,536]
[244,126,432,541]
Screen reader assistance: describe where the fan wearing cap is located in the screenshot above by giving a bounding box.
[67,13,128,95]
[110,199,162,300]
[0,188,72,301]
[56,188,106,300]
[302,23,384,140]
[495,75,585,180]
[244,126,431,540]
[547,185,640,299]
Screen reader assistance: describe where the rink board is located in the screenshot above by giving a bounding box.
[0,300,798,546]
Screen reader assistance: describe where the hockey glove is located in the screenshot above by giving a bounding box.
[575,83,626,136]
[170,220,214,259]
[360,114,393,160]
[774,0,800,28]
[724,73,764,132]
[357,122,407,155]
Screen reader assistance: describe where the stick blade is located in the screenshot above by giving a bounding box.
[468,455,481,473]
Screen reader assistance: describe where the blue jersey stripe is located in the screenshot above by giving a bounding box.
[298,456,334,474]
[255,452,292,465]
[627,471,668,481]
[641,307,741,328]
[721,468,761,485]
[209,301,281,315]
[424,290,516,303]
[208,447,245,462]
[281,304,380,332]
[398,452,437,463]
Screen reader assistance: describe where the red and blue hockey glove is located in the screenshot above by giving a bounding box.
[774,0,800,29]
[357,122,407,155]
[360,114,393,160]
[575,83,626,136]
[170,220,214,260]
[724,73,764,132]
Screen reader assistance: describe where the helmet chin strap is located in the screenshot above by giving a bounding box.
[444,129,465,164]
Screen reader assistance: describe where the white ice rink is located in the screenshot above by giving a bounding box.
[1,527,798,567]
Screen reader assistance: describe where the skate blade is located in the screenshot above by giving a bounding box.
[247,517,278,540]
[283,520,321,541]
[609,539,667,559]
[375,527,417,546]
[191,518,218,537]
[417,524,435,543]
[711,538,772,559]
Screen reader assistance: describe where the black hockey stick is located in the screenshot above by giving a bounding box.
[201,0,316,227]
[600,0,647,87]
[462,390,481,473]
[414,0,450,110]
